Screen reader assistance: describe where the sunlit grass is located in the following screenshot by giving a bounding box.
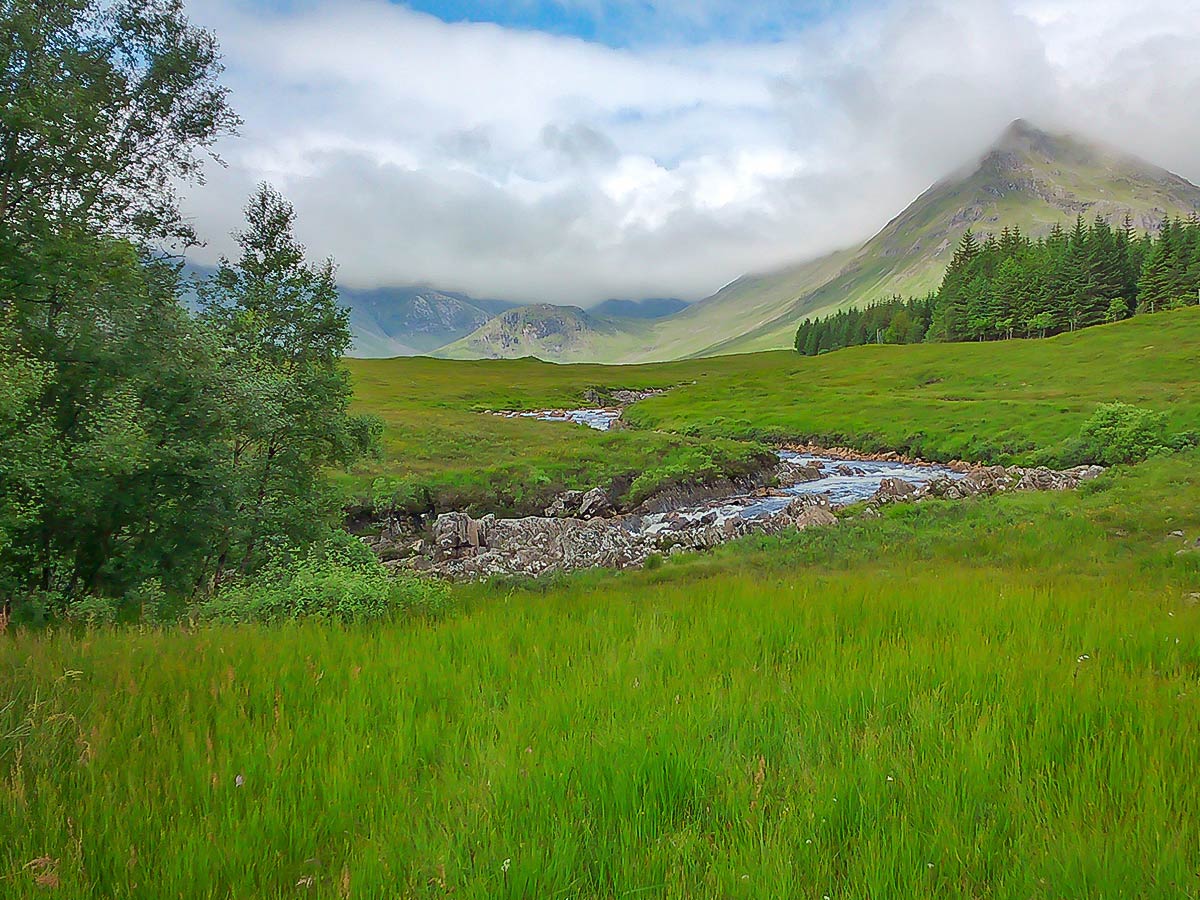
[4,453,1199,897]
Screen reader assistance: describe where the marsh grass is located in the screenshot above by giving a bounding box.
[3,453,1198,897]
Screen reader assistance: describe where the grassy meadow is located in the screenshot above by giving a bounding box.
[342,355,772,516]
[3,451,1199,897]
[4,308,1200,897]
[345,307,1200,514]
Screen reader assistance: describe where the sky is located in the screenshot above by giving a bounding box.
[181,0,1200,304]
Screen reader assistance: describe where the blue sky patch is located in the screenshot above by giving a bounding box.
[398,1,841,47]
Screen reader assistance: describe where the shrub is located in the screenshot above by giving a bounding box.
[128,579,168,625]
[10,591,64,627]
[1067,402,1172,465]
[189,531,450,625]
[62,595,119,627]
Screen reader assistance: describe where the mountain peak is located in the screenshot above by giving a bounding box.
[992,118,1055,154]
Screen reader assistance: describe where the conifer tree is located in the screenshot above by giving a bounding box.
[929,229,979,341]
[1137,218,1174,312]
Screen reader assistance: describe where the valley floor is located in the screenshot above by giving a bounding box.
[3,453,1199,897]
[342,308,1200,518]
[3,310,1200,897]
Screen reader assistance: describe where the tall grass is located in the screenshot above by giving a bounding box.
[3,454,1198,897]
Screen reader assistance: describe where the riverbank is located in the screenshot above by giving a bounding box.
[364,450,1105,580]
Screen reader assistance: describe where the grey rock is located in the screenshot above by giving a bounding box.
[578,487,613,519]
[872,477,917,504]
[776,461,826,486]
[545,490,584,518]
[793,506,839,530]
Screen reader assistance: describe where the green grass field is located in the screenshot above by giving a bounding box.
[345,307,1200,514]
[4,309,1200,897]
[3,451,1199,897]
[342,355,773,515]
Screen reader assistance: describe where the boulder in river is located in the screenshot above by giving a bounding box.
[776,460,826,486]
[872,477,917,504]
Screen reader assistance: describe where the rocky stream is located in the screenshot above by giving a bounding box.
[362,402,1105,581]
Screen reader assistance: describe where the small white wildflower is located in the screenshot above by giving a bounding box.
[927,863,935,869]
[805,839,813,845]
[1077,654,1090,662]
[235,774,245,788]
[502,858,511,874]
[886,775,894,782]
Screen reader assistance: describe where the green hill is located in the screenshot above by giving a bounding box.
[432,120,1200,363]
[343,307,1200,515]
[437,303,652,362]
[694,119,1200,356]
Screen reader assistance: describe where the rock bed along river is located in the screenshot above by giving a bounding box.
[657,453,964,529]
[766,452,963,509]
[495,406,964,519]
[492,407,623,431]
[381,409,1099,579]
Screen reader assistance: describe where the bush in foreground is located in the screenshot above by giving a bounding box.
[188,532,449,625]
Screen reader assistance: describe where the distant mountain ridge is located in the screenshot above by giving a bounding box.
[436,120,1200,363]
[342,286,519,357]
[437,304,652,362]
[340,288,686,358]
[341,120,1200,362]
[590,297,688,319]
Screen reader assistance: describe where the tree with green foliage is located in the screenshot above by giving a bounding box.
[928,229,979,341]
[0,0,239,611]
[200,185,380,587]
[0,0,378,618]
[794,211,1200,356]
[0,236,234,604]
[0,0,239,245]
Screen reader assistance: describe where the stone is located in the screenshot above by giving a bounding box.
[793,507,839,530]
[776,460,826,486]
[872,477,917,504]
[544,490,584,518]
[578,487,613,519]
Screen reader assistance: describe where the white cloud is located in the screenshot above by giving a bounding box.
[180,0,1200,303]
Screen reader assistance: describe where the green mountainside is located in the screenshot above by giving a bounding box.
[435,120,1200,363]
[437,303,652,362]
[697,119,1200,356]
[343,286,519,357]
